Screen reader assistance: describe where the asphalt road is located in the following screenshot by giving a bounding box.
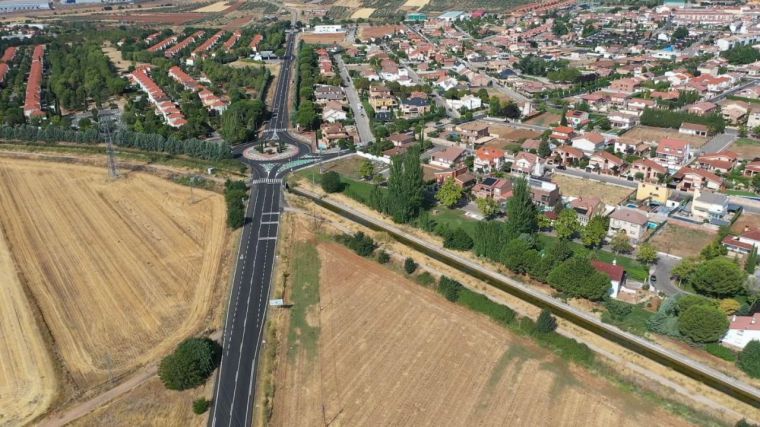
[209,31,312,427]
[334,54,374,145]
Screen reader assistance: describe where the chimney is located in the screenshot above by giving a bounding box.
[733,315,737,322]
[745,225,751,233]
[752,316,756,325]
[612,259,617,266]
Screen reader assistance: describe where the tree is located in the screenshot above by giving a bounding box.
[536,309,557,333]
[438,276,463,302]
[159,338,222,390]
[721,45,760,65]
[547,256,611,300]
[476,197,499,218]
[377,250,390,264]
[444,228,474,250]
[636,243,658,265]
[221,99,265,144]
[501,238,535,274]
[753,174,760,193]
[359,159,374,180]
[193,398,211,414]
[386,145,424,223]
[321,171,342,193]
[555,209,580,240]
[700,241,727,259]
[746,246,758,274]
[672,26,688,39]
[296,100,319,130]
[435,177,463,208]
[738,341,760,378]
[581,215,608,248]
[672,257,699,283]
[404,257,418,274]
[537,213,552,231]
[610,230,633,254]
[503,102,521,120]
[677,305,729,343]
[719,298,741,315]
[505,178,538,236]
[691,257,746,298]
[560,108,568,126]
[538,140,551,158]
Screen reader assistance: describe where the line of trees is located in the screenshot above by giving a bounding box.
[640,108,726,134]
[0,124,232,161]
[224,180,247,229]
[295,44,320,131]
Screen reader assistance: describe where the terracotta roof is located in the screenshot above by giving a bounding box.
[610,207,648,225]
[729,314,760,332]
[476,146,505,161]
[591,260,625,283]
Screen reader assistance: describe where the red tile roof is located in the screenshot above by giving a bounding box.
[591,260,625,283]
[23,45,45,118]
[729,314,760,332]
[165,31,205,58]
[223,30,241,51]
[192,30,225,56]
[1,46,17,63]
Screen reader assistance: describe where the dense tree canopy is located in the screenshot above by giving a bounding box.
[220,99,265,145]
[690,257,746,298]
[547,256,611,300]
[158,338,221,390]
[677,305,729,343]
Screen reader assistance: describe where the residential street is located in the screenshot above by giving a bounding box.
[699,128,738,155]
[652,252,688,296]
[334,54,374,145]
[401,61,460,118]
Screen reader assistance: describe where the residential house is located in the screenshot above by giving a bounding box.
[433,165,476,189]
[591,260,626,298]
[446,94,482,111]
[399,95,430,119]
[609,77,641,93]
[456,121,490,144]
[430,146,466,168]
[745,161,760,176]
[723,227,760,254]
[672,167,724,191]
[655,138,691,172]
[688,101,718,116]
[698,151,737,174]
[747,107,760,129]
[636,182,671,204]
[571,196,604,226]
[608,207,648,244]
[720,100,749,124]
[691,189,729,222]
[528,178,560,209]
[512,151,545,177]
[369,84,396,112]
[554,145,585,166]
[314,85,345,105]
[608,111,639,130]
[722,314,760,349]
[629,159,667,182]
[571,132,606,155]
[565,110,590,128]
[589,151,625,175]
[322,100,347,123]
[474,146,505,173]
[550,125,575,143]
[319,123,350,149]
[472,176,513,202]
[679,122,709,137]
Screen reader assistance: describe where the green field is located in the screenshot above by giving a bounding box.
[287,242,322,360]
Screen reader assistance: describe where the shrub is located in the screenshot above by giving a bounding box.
[738,341,760,378]
[438,276,463,302]
[534,331,595,366]
[605,299,633,320]
[536,309,557,333]
[192,398,211,414]
[677,305,729,343]
[690,257,746,298]
[415,272,435,286]
[705,343,736,362]
[159,338,222,390]
[336,232,376,257]
[224,180,247,229]
[377,250,390,264]
[404,257,417,274]
[320,171,342,193]
[457,287,515,325]
[676,294,717,314]
[443,227,474,251]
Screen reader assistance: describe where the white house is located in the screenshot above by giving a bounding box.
[691,189,728,222]
[321,101,347,123]
[430,146,466,168]
[571,132,606,155]
[446,95,482,111]
[608,207,648,244]
[591,259,625,299]
[723,314,760,349]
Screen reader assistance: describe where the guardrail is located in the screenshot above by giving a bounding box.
[289,186,760,410]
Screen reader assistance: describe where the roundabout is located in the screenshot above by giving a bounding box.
[242,140,300,162]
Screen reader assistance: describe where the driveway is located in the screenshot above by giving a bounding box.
[651,252,689,296]
[699,129,737,155]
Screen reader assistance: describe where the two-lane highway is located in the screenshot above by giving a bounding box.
[209,29,305,427]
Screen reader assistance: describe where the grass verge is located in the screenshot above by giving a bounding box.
[287,241,321,360]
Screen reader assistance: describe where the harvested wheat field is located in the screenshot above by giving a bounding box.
[551,173,634,206]
[271,220,692,427]
[194,0,231,12]
[402,0,429,9]
[351,7,375,18]
[0,224,57,426]
[0,158,229,392]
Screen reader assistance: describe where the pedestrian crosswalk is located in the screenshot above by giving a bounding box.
[250,178,282,185]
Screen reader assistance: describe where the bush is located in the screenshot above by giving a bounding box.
[534,331,595,366]
[738,341,760,378]
[404,257,417,274]
[676,294,717,314]
[159,338,222,390]
[321,171,342,193]
[438,276,463,302]
[705,343,736,362]
[192,398,211,414]
[224,180,248,229]
[536,309,557,333]
[415,271,435,286]
[605,299,633,320]
[677,305,729,343]
[443,227,474,251]
[377,250,390,264]
[690,257,746,298]
[336,232,376,257]
[457,287,515,325]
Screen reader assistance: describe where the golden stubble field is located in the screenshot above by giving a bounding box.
[0,158,231,411]
[270,219,692,427]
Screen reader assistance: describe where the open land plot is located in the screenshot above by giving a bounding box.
[730,138,760,161]
[101,41,145,73]
[193,1,232,12]
[271,218,693,427]
[358,24,402,41]
[732,212,760,234]
[622,126,708,148]
[351,7,375,18]
[0,223,57,426]
[0,158,230,391]
[524,112,561,127]
[402,0,430,9]
[105,13,207,24]
[318,154,379,180]
[649,223,715,259]
[485,122,542,141]
[551,173,634,205]
[301,32,347,44]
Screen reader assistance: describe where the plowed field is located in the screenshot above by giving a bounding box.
[271,221,692,427]
[0,158,229,393]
